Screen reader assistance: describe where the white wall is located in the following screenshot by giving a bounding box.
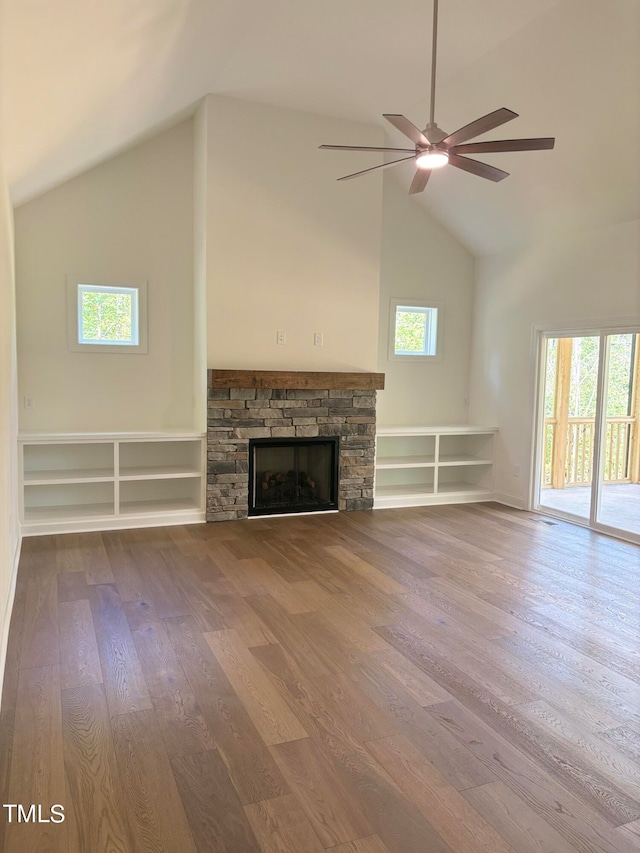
[203,95,383,373]
[0,155,20,699]
[193,102,208,428]
[470,219,640,507]
[15,120,195,432]
[376,174,475,426]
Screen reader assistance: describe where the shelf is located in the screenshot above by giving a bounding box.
[376,455,436,469]
[20,432,205,534]
[374,425,497,510]
[23,442,114,483]
[119,465,201,480]
[119,497,202,515]
[436,482,494,496]
[438,454,493,467]
[24,502,115,521]
[24,468,115,484]
[375,483,435,498]
[119,474,202,516]
[119,440,202,472]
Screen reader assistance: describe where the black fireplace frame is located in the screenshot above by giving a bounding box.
[248,436,340,517]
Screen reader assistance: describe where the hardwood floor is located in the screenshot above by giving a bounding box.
[2,503,640,852]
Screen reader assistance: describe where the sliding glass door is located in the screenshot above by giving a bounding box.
[596,333,640,537]
[538,335,600,522]
[535,329,640,542]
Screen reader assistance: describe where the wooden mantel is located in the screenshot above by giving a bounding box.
[208,369,385,391]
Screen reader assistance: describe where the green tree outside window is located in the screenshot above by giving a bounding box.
[395,311,427,353]
[81,291,133,342]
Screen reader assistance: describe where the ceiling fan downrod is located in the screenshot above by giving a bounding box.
[429,0,438,128]
[425,0,447,144]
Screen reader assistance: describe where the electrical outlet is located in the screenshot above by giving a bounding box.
[276,331,286,345]
[24,396,33,409]
[513,464,520,477]
[314,332,323,347]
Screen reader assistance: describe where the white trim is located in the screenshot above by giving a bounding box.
[590,333,609,527]
[0,534,22,710]
[113,440,120,515]
[534,504,593,528]
[534,504,640,546]
[17,441,25,528]
[19,430,205,442]
[528,329,541,511]
[533,315,640,337]
[529,329,549,511]
[591,518,640,547]
[378,425,497,436]
[494,491,526,510]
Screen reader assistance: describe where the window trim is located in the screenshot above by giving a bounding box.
[388,298,443,362]
[67,277,148,353]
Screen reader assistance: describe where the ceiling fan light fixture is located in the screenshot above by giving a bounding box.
[415,148,449,170]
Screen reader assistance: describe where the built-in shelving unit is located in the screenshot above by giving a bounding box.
[19,432,205,535]
[374,426,497,509]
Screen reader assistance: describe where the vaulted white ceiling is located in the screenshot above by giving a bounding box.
[2,0,639,254]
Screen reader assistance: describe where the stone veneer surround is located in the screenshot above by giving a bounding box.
[206,370,384,521]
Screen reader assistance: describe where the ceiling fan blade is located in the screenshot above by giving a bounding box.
[442,108,518,147]
[451,137,555,155]
[409,169,431,195]
[337,155,416,182]
[448,152,509,182]
[383,114,429,147]
[320,144,416,154]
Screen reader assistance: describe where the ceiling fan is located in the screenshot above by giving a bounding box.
[320,0,555,194]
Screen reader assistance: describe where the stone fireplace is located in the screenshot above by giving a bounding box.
[206,369,384,521]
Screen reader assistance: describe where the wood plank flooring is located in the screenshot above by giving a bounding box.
[3,503,640,851]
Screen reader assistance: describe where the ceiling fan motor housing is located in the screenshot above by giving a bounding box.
[424,122,448,145]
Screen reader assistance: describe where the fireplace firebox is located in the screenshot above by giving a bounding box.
[248,437,339,516]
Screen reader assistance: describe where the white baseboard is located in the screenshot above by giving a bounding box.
[493,491,527,510]
[0,534,22,710]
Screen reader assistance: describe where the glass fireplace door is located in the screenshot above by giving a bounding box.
[249,437,339,516]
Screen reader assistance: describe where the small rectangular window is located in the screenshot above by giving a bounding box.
[389,299,442,360]
[67,278,147,353]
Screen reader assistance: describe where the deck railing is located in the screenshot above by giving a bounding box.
[544,416,635,487]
